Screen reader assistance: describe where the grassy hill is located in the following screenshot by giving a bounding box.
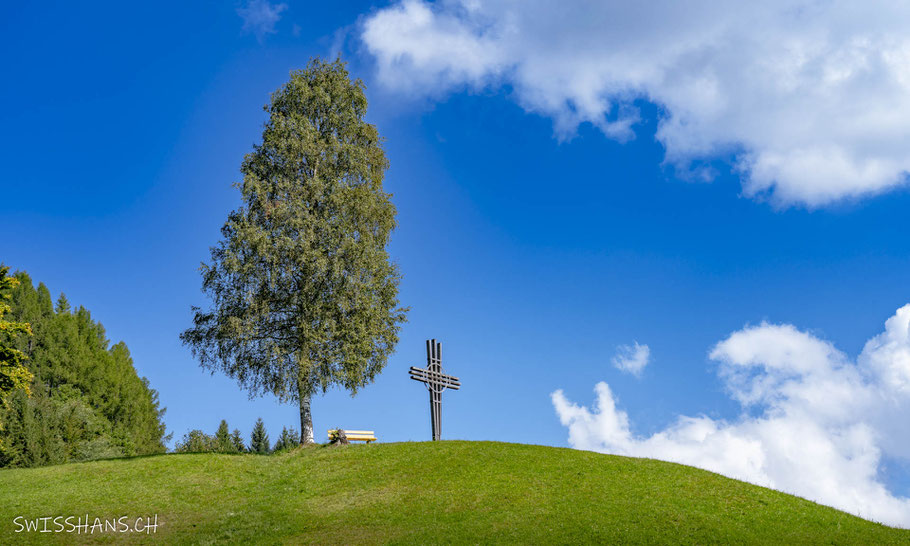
[0,441,906,544]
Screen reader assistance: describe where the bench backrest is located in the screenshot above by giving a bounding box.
[327,429,376,441]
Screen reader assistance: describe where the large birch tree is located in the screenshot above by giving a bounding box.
[181,58,407,444]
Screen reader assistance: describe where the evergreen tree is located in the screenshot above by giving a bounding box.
[181,57,407,444]
[0,265,34,452]
[249,418,270,454]
[273,426,300,452]
[0,271,168,467]
[54,293,70,314]
[230,429,245,453]
[0,266,33,402]
[215,419,234,453]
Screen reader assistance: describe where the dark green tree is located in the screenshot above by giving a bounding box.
[230,429,245,453]
[0,266,33,402]
[55,293,70,314]
[214,419,234,453]
[273,426,300,452]
[181,57,407,444]
[0,271,168,467]
[0,265,34,451]
[249,418,270,454]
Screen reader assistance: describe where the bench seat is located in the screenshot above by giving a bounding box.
[328,429,377,443]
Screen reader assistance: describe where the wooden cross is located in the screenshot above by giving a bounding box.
[409,339,460,441]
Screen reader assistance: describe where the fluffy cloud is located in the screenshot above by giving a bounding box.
[552,305,910,527]
[361,1,910,206]
[237,0,287,41]
[612,342,650,377]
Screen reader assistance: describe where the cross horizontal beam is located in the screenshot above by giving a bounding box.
[408,366,459,383]
[411,368,461,387]
[409,375,461,390]
[408,366,460,389]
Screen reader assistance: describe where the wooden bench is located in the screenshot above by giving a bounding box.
[327,429,377,444]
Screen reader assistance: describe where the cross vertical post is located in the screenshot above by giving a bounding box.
[409,339,460,441]
[428,339,445,440]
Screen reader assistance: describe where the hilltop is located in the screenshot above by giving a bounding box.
[1,441,906,543]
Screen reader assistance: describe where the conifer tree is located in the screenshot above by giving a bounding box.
[0,271,168,467]
[0,266,33,401]
[215,419,235,453]
[0,266,33,450]
[273,427,288,452]
[55,293,70,314]
[250,418,270,454]
[230,429,245,453]
[273,426,300,452]
[181,57,407,444]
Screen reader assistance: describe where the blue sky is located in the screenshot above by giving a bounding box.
[5,0,910,526]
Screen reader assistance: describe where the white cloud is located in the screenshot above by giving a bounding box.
[612,342,650,377]
[237,0,287,41]
[552,304,910,528]
[361,0,910,207]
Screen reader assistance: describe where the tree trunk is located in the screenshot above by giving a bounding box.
[299,384,315,445]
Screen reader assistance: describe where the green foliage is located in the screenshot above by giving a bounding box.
[214,419,236,453]
[181,57,408,443]
[54,293,70,314]
[231,429,246,453]
[176,421,299,455]
[0,265,34,406]
[176,421,250,454]
[0,271,168,467]
[175,420,243,454]
[272,426,300,452]
[249,418,270,454]
[174,430,217,453]
[1,442,907,543]
[0,264,35,456]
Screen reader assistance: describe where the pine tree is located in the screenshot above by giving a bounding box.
[54,293,70,314]
[230,429,245,453]
[273,427,287,452]
[0,266,33,402]
[0,271,168,467]
[181,57,407,444]
[249,418,270,454]
[0,265,34,452]
[214,419,234,453]
[273,426,300,452]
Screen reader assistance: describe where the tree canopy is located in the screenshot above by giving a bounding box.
[0,265,34,451]
[181,57,407,443]
[0,270,168,467]
[0,266,32,403]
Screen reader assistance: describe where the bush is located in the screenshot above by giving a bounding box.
[174,430,217,453]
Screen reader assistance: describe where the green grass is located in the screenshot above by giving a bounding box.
[0,441,906,544]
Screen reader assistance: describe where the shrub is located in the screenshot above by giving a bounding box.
[174,430,217,453]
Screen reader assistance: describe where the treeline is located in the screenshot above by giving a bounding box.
[175,418,299,454]
[0,271,168,467]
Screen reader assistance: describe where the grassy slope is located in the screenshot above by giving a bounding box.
[0,441,906,544]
